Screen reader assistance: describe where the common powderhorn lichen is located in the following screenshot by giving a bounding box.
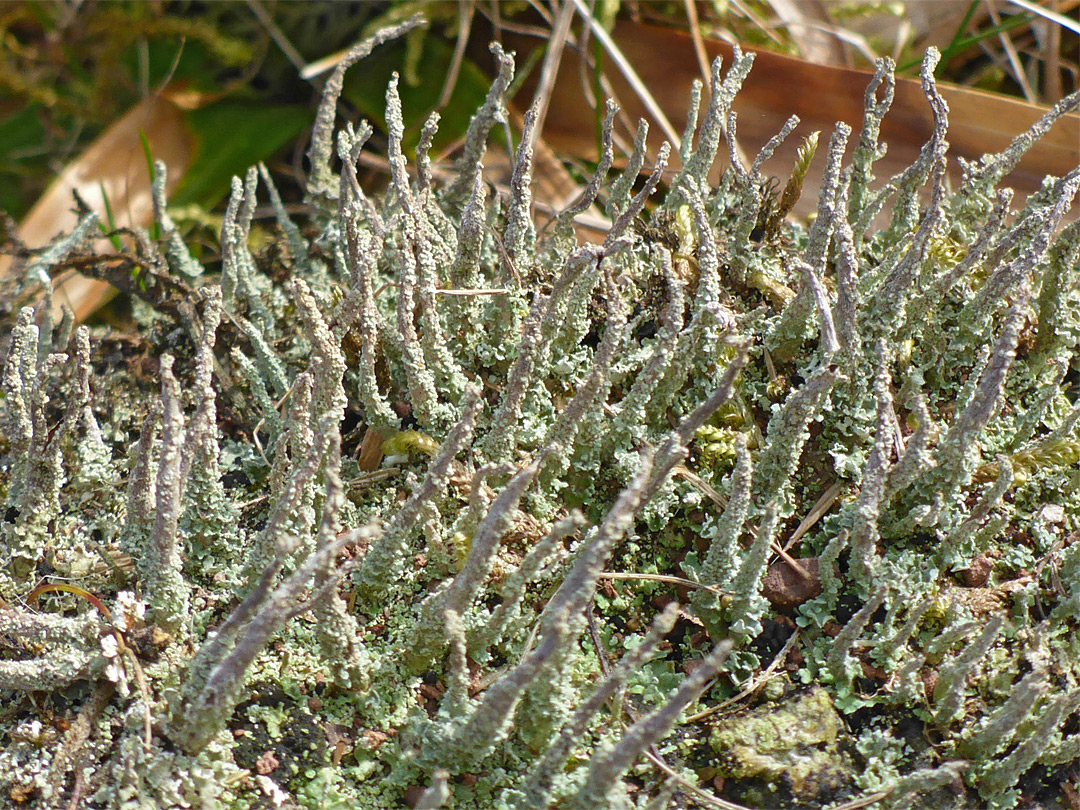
[1,14,1079,810]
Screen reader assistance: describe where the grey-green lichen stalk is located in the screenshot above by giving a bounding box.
[1,15,1079,810]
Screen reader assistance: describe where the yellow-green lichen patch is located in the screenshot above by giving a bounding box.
[709,686,852,802]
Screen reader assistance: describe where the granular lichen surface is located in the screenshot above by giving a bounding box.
[1,17,1079,810]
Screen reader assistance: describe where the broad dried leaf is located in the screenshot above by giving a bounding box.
[2,91,194,320]
[518,21,1078,220]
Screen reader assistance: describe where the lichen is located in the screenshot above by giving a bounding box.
[0,17,1078,810]
[710,685,850,803]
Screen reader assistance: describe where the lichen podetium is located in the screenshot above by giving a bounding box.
[1,14,1079,810]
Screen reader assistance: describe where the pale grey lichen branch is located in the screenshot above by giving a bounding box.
[312,428,373,690]
[910,293,1026,521]
[957,665,1046,760]
[411,207,470,406]
[750,114,800,178]
[0,610,105,691]
[24,211,99,286]
[305,14,426,204]
[959,88,1080,199]
[607,118,649,220]
[340,155,398,428]
[473,511,583,655]
[142,354,190,635]
[179,287,223,488]
[449,171,488,290]
[385,73,415,215]
[646,342,749,500]
[970,167,1080,321]
[877,155,948,332]
[538,265,628,477]
[805,121,852,273]
[445,42,515,208]
[257,161,308,267]
[556,99,617,233]
[933,614,1004,727]
[394,203,441,428]
[678,48,754,188]
[151,160,203,279]
[913,188,1013,329]
[696,433,753,594]
[751,364,841,513]
[678,77,703,165]
[847,57,895,228]
[606,141,670,246]
[727,500,779,640]
[503,101,538,273]
[356,387,483,601]
[847,342,894,587]
[408,457,541,670]
[477,244,604,463]
[515,603,680,809]
[610,248,685,447]
[170,516,375,754]
[827,586,887,695]
[416,111,441,196]
[569,638,734,809]
[681,176,722,310]
[833,181,860,359]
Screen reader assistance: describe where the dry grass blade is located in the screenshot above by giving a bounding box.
[985,0,1039,102]
[437,0,477,111]
[568,0,683,152]
[525,0,575,153]
[244,0,307,74]
[782,481,843,552]
[726,0,785,47]
[1007,0,1080,36]
[763,0,845,64]
[684,0,714,90]
[599,571,729,598]
[684,629,801,723]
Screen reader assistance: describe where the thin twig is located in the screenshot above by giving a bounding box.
[115,631,153,750]
[829,790,892,810]
[237,468,400,511]
[642,750,759,810]
[676,465,727,510]
[1044,0,1062,104]
[727,0,786,47]
[1006,0,1080,37]
[346,467,402,490]
[588,599,750,810]
[435,287,509,296]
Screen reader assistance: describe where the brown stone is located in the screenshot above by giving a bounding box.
[959,554,994,587]
[762,557,822,610]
